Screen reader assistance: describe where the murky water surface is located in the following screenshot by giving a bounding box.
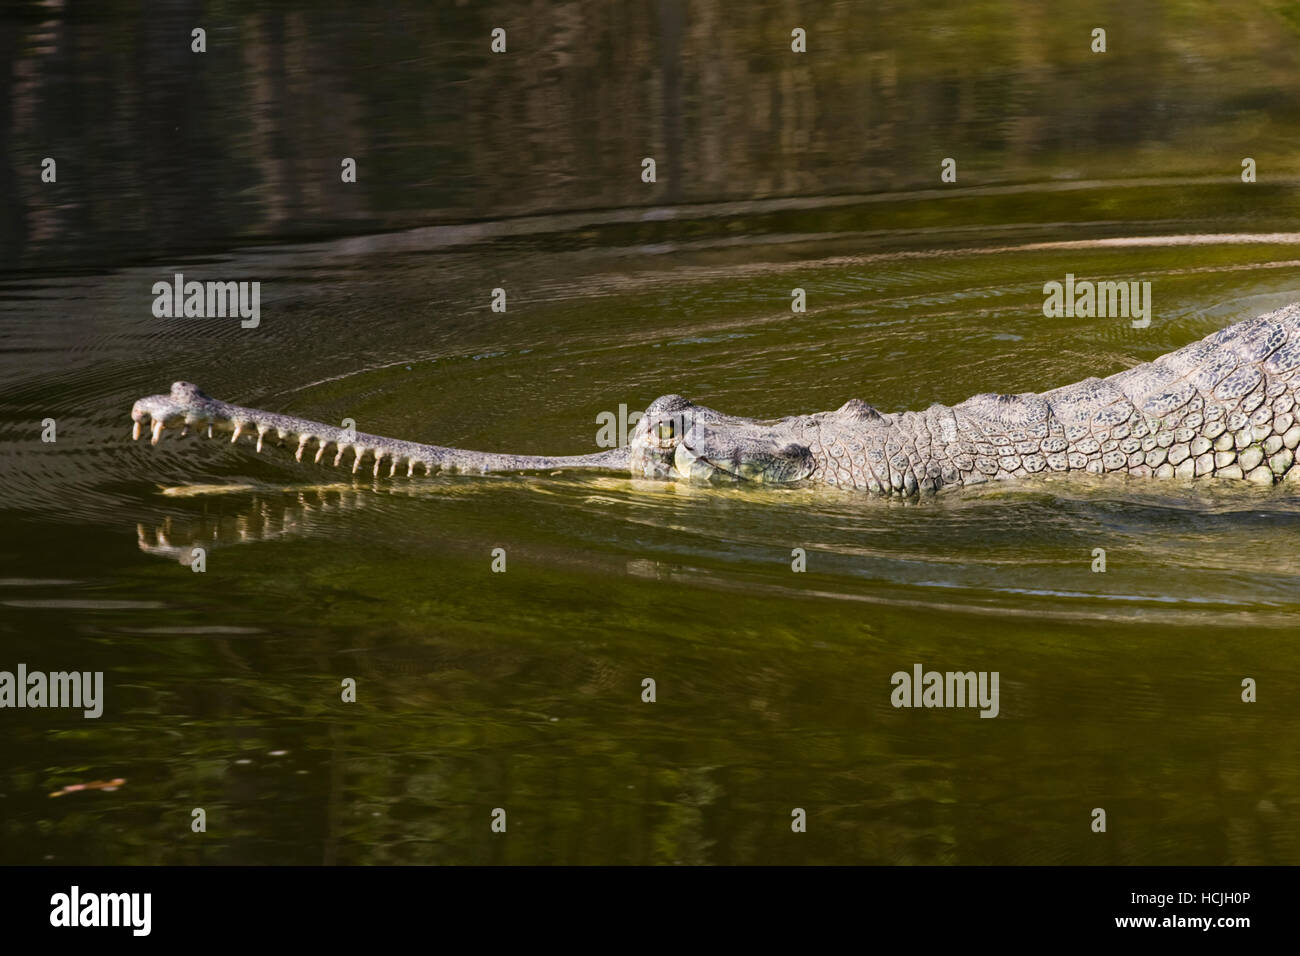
[1,2,1298,864]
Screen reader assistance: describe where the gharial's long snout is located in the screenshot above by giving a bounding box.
[130,381,631,477]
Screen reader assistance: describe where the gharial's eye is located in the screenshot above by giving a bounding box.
[657,421,676,441]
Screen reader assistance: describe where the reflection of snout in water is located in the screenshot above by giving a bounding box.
[135,486,373,564]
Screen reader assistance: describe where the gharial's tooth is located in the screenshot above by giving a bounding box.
[373,453,384,477]
[296,436,309,462]
[335,446,346,468]
[352,449,364,474]
[231,422,244,443]
[151,420,164,445]
[206,423,213,438]
[132,420,142,440]
[406,460,414,477]
[256,426,268,453]
[315,440,329,464]
[389,458,397,478]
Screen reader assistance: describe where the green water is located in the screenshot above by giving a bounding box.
[2,1,1299,864]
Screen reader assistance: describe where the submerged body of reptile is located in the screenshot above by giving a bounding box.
[132,304,1300,496]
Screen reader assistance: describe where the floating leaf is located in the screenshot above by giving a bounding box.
[49,778,126,798]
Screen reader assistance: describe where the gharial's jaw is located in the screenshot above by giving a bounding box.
[131,381,631,478]
[670,430,817,483]
[627,393,820,484]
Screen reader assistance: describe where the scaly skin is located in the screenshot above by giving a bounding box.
[131,304,1300,495]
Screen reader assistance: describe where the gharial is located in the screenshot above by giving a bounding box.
[130,304,1300,497]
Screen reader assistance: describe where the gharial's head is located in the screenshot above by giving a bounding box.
[628,394,818,483]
